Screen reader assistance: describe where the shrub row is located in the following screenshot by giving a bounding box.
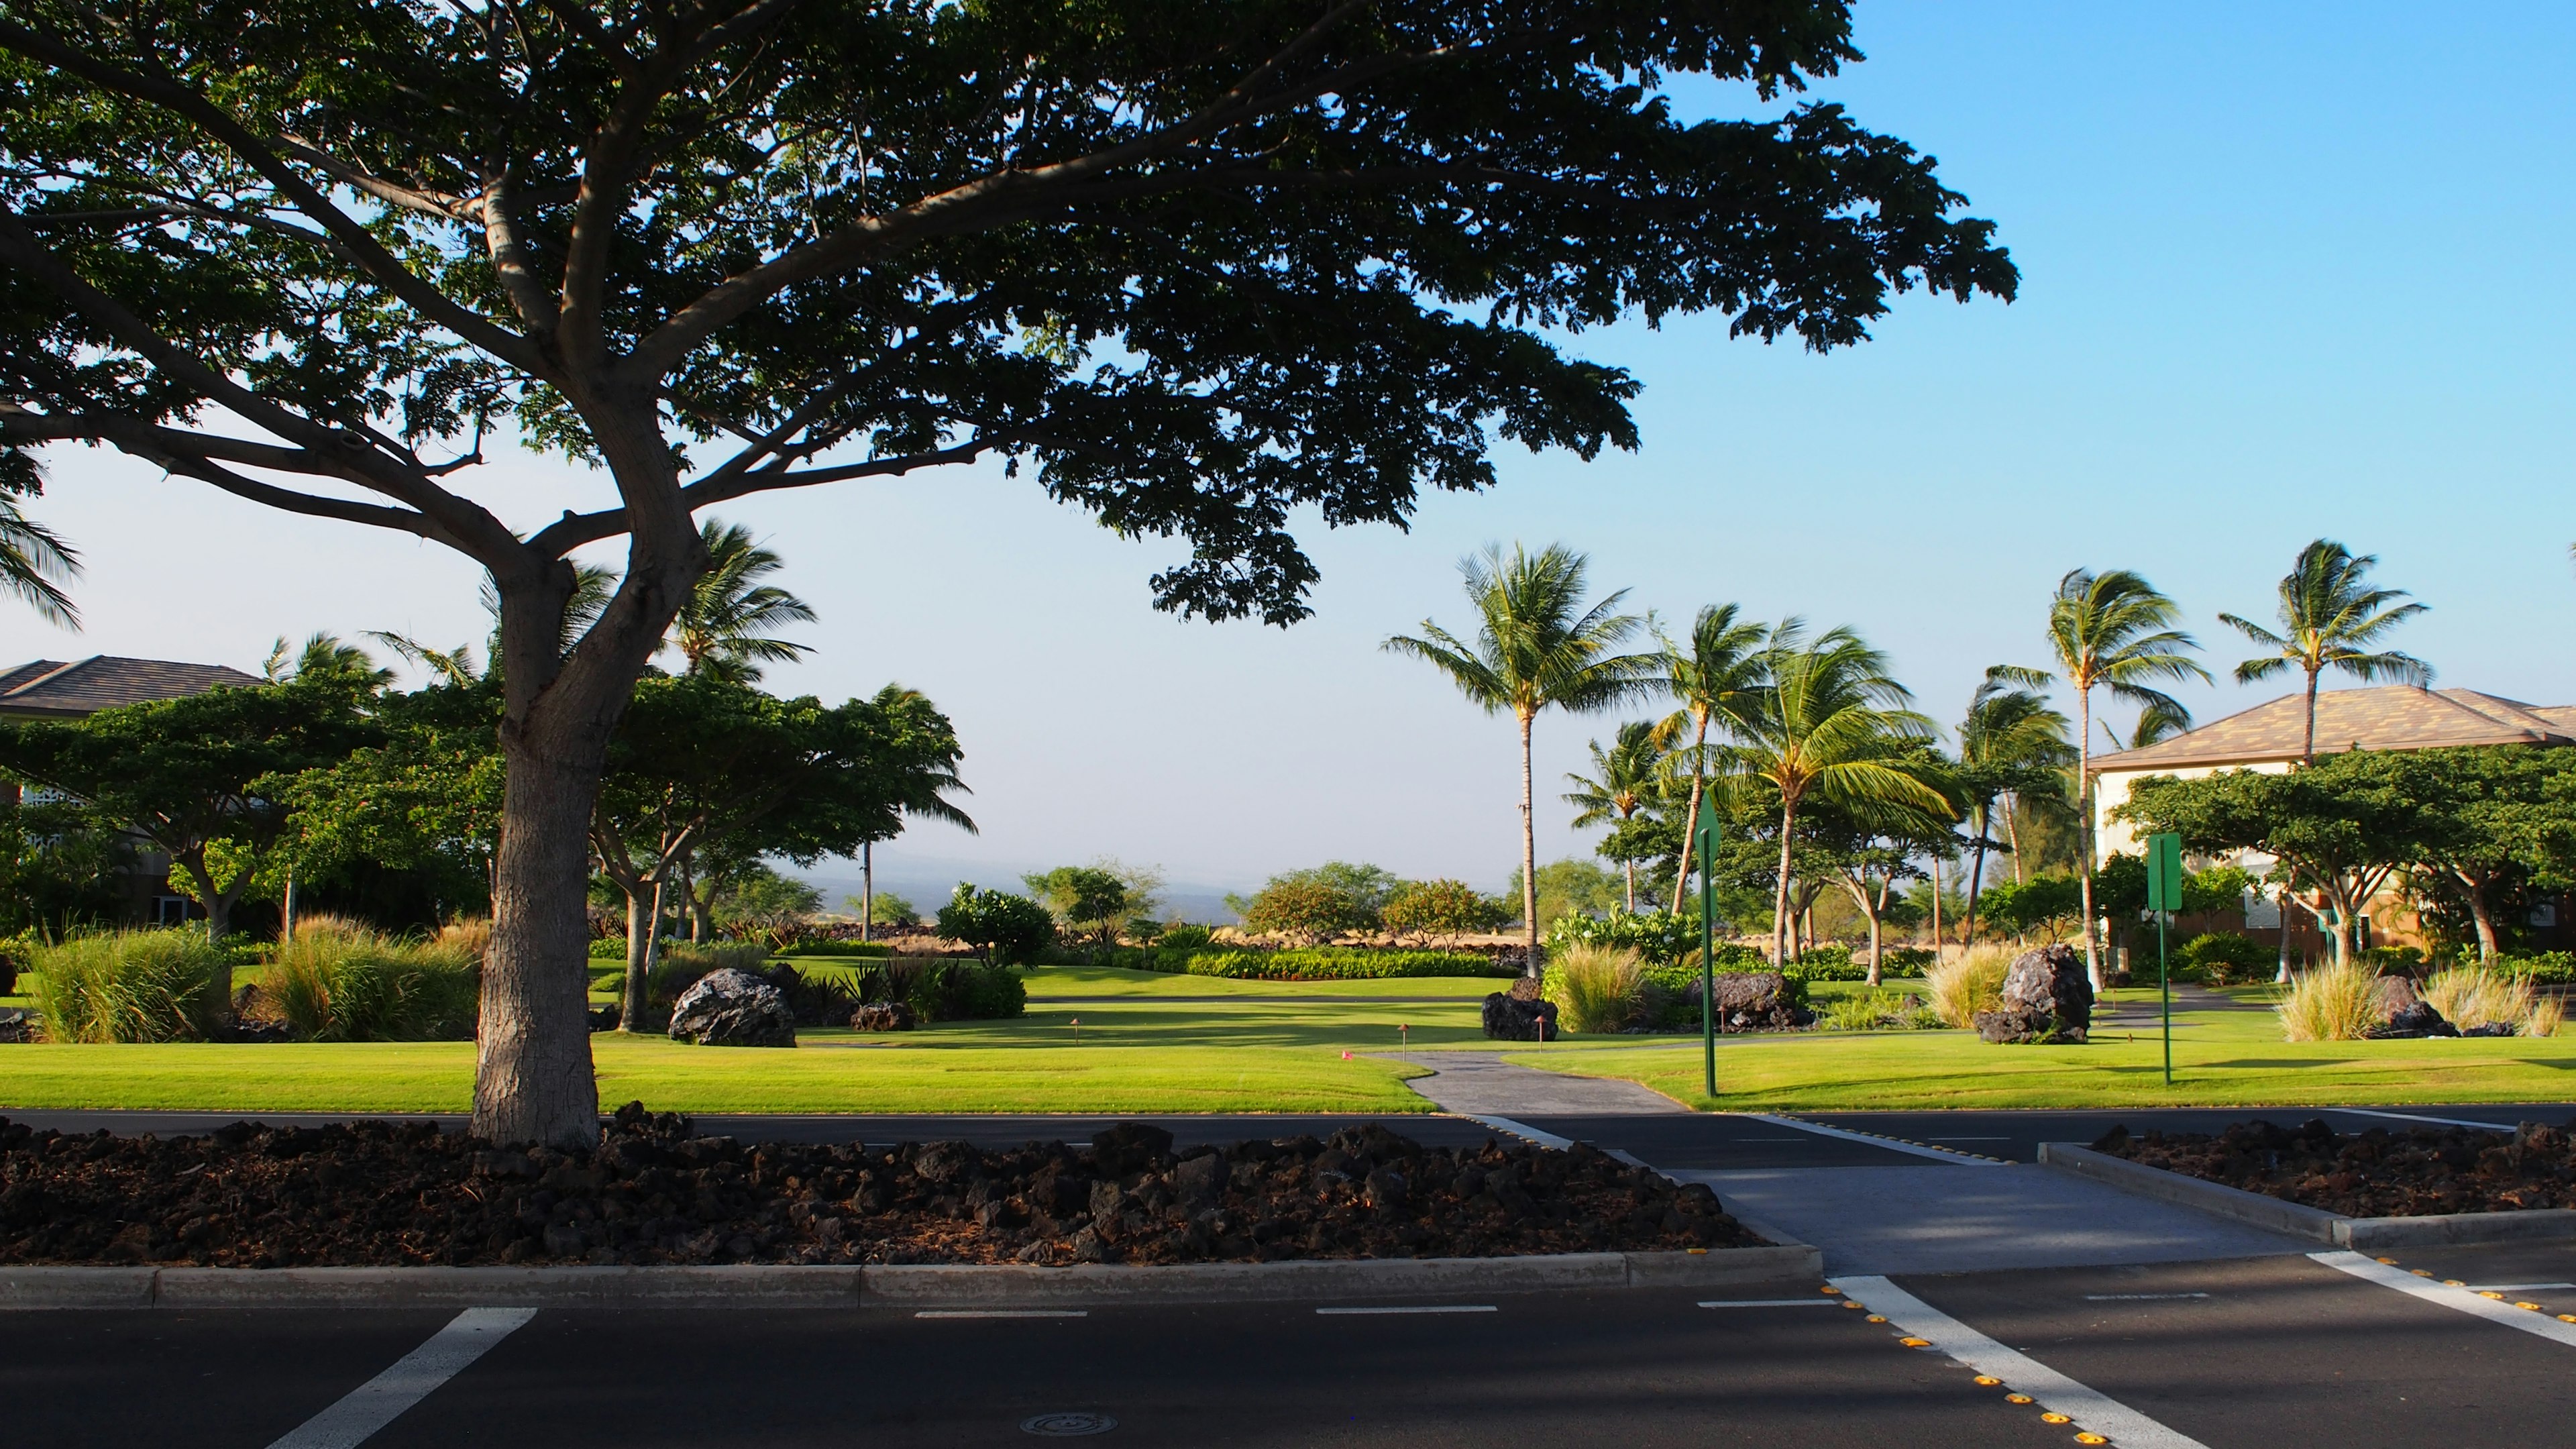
[1152,947,1512,981]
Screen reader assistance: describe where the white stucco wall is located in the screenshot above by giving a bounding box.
[2092,759,2292,862]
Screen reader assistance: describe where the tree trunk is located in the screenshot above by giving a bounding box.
[2004,794,2026,884]
[2302,665,2320,767]
[1517,708,1539,971]
[1670,712,1709,914]
[2464,874,2498,963]
[1772,802,1798,965]
[1623,854,1635,914]
[1964,804,1988,949]
[619,875,653,1032]
[2276,883,2295,983]
[861,840,874,943]
[2076,687,2102,992]
[480,744,613,1147]
[173,851,236,1018]
[1930,853,1945,964]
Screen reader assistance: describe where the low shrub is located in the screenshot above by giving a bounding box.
[34,930,231,1042]
[1925,947,2010,1029]
[1157,923,1215,952]
[588,936,627,959]
[267,920,478,1042]
[1819,989,1939,1032]
[2421,965,2534,1032]
[1674,941,1771,975]
[1874,947,1937,977]
[826,955,1024,1021]
[1179,948,1511,981]
[2277,961,2385,1041]
[2500,951,2576,985]
[936,884,1059,966]
[2177,932,2275,986]
[1782,945,1864,983]
[1547,910,1701,965]
[1542,943,1643,1033]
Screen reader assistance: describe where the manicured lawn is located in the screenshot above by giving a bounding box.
[1505,1003,2576,1110]
[5,977,2568,1115]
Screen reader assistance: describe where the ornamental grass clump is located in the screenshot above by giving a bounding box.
[2276,960,2383,1042]
[2528,996,2566,1038]
[2420,966,2534,1032]
[33,930,231,1042]
[1819,989,1937,1032]
[268,916,478,1042]
[1925,946,2010,1029]
[1545,943,1643,1034]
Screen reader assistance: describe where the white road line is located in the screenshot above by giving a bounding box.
[2312,1251,2576,1346]
[1464,1115,1574,1149]
[1748,1115,2008,1167]
[266,1307,535,1449]
[2333,1108,2516,1132]
[914,1310,1088,1319]
[2466,1282,2576,1293]
[1832,1276,2210,1449]
[1697,1299,1847,1308]
[2084,1293,2211,1301]
[1316,1305,1497,1316]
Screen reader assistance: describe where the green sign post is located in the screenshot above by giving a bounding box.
[1696,786,1721,1099]
[2145,831,2185,1085]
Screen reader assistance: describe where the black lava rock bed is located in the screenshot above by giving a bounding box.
[2099,1117,2576,1217]
[0,1106,1763,1267]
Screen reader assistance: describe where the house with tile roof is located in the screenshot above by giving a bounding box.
[0,655,264,721]
[1,654,265,927]
[2090,685,2576,957]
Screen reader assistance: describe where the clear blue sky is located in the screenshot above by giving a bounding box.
[18,3,2576,898]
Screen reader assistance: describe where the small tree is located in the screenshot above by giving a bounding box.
[845,891,920,929]
[936,885,1057,967]
[1024,866,1132,949]
[1381,879,1511,945]
[1238,877,1376,946]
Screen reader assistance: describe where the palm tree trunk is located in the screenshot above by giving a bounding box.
[2276,883,2294,983]
[1518,708,1539,971]
[1670,712,1709,914]
[1772,801,1797,966]
[2004,794,2026,884]
[1964,803,1989,949]
[2076,690,2098,983]
[860,840,873,944]
[1623,856,1635,914]
[1930,853,1945,964]
[2302,665,2320,766]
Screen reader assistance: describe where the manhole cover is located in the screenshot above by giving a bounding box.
[1022,1413,1117,1437]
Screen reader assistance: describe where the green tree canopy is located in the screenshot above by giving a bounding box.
[0,0,2012,1143]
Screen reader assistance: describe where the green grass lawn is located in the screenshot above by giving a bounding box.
[4,975,2570,1115]
[1505,1002,2576,1110]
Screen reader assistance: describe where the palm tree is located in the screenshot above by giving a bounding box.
[0,453,79,629]
[1385,543,1660,959]
[2219,539,2429,765]
[2041,568,2210,989]
[1719,623,1950,965]
[1564,721,1667,912]
[667,519,817,683]
[1956,666,2074,949]
[1650,604,1772,914]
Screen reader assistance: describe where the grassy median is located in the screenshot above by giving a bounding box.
[3,971,2569,1115]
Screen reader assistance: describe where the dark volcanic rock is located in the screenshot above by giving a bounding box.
[1974,944,2093,1044]
[2367,978,2458,1038]
[2112,1116,2576,1218]
[0,1107,1774,1270]
[0,1009,32,1044]
[1481,991,1561,1041]
[1686,972,1813,1034]
[849,1002,918,1032]
[666,969,798,1047]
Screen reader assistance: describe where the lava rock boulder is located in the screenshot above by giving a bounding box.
[2367,977,2458,1038]
[1481,991,1560,1040]
[667,968,798,1048]
[849,1001,918,1032]
[1974,944,2093,1044]
[1687,972,1813,1034]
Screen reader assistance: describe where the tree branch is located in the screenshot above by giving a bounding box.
[0,17,545,374]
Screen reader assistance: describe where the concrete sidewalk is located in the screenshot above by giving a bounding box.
[1674,1163,2314,1275]
[1384,1051,1687,1117]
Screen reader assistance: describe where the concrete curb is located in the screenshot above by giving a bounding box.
[0,1246,1820,1309]
[2038,1142,2576,1249]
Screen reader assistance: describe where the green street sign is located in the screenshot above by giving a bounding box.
[2145,832,2185,914]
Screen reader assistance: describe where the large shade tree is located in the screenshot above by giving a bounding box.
[0,1,2014,1144]
[1385,542,1659,957]
[2219,538,2430,766]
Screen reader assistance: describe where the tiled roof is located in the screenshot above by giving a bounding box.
[2092,686,2576,772]
[0,655,264,719]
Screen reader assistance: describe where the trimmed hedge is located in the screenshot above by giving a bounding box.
[779,941,894,958]
[1183,948,1513,981]
[2500,950,2576,985]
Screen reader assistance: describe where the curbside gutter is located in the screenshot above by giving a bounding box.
[0,1244,1820,1311]
[2037,1142,2576,1250]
